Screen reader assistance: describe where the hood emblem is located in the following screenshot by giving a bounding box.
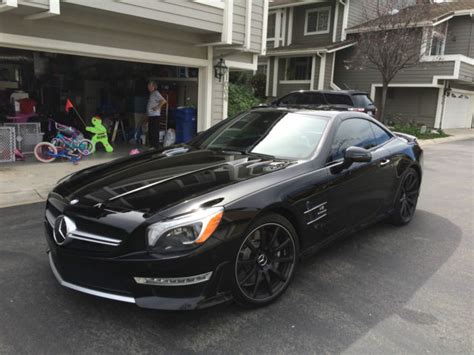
[53,215,76,246]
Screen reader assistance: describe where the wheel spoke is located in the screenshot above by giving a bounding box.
[269,267,287,282]
[263,271,273,296]
[245,240,259,254]
[271,238,290,253]
[405,174,417,191]
[238,258,256,265]
[240,265,257,285]
[252,271,263,298]
[268,228,280,248]
[273,256,294,264]
[401,202,408,217]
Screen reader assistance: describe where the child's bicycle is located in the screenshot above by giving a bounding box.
[50,120,94,156]
[34,142,83,164]
[34,120,93,163]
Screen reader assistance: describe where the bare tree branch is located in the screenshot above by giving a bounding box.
[345,0,431,122]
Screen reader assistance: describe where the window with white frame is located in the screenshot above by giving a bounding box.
[305,7,331,35]
[429,23,447,56]
[285,57,312,81]
[267,10,285,47]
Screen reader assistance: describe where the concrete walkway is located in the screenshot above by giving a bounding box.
[0,149,128,208]
[1,129,473,208]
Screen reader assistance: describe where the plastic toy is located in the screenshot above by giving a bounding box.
[86,116,113,153]
[50,121,93,156]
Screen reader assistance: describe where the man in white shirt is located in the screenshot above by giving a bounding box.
[147,80,167,148]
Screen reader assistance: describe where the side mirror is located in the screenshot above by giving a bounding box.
[330,146,371,174]
[344,146,372,164]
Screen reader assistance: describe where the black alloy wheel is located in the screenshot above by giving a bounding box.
[391,168,420,226]
[234,214,298,306]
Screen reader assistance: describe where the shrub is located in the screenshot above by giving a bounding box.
[228,83,262,117]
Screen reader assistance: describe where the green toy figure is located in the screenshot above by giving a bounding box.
[86,116,113,153]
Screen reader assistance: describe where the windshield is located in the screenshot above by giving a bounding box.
[196,111,329,160]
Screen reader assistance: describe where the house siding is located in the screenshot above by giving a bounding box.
[333,48,456,92]
[63,0,224,33]
[375,87,439,127]
[347,0,417,28]
[291,3,335,47]
[0,11,209,61]
[250,0,265,52]
[444,15,474,57]
[459,62,474,84]
[233,0,246,45]
[278,83,311,96]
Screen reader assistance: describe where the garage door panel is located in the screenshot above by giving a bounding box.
[443,90,474,129]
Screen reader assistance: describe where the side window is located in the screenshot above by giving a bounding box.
[329,119,377,161]
[370,123,392,146]
[278,93,326,106]
[305,93,326,105]
[278,93,300,106]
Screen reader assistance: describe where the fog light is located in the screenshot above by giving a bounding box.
[134,272,213,286]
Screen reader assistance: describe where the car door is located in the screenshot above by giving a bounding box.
[368,122,399,211]
[323,118,384,233]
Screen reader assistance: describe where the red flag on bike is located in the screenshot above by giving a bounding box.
[65,99,74,112]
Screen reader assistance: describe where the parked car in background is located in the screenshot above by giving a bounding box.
[268,90,378,117]
[45,107,421,311]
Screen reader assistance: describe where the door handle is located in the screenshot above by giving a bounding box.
[379,159,391,167]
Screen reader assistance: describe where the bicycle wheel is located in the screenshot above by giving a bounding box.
[34,142,57,163]
[78,139,94,156]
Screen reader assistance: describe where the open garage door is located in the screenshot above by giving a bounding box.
[442,90,474,129]
[1,48,200,149]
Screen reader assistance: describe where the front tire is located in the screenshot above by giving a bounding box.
[77,139,94,156]
[233,213,299,307]
[390,168,420,226]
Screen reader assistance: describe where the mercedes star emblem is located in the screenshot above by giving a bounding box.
[53,215,76,246]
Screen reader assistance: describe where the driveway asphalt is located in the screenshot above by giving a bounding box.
[0,139,472,354]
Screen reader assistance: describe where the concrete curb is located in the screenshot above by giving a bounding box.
[419,134,474,147]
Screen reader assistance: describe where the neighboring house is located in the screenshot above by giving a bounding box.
[335,0,474,129]
[0,0,268,130]
[260,0,416,98]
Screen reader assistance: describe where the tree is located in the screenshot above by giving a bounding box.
[348,0,428,123]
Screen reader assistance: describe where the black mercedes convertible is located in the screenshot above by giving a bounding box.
[45,108,423,310]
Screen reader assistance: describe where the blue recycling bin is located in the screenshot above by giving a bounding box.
[174,107,197,143]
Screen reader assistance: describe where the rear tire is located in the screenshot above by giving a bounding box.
[34,142,57,163]
[233,213,299,308]
[390,168,420,226]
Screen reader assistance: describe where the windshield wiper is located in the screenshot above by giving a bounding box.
[246,151,276,160]
[206,147,246,155]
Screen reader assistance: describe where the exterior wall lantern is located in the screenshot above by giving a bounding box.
[214,57,228,82]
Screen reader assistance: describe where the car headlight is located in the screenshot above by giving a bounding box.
[147,207,224,252]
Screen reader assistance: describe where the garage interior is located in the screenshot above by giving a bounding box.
[0,47,199,159]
